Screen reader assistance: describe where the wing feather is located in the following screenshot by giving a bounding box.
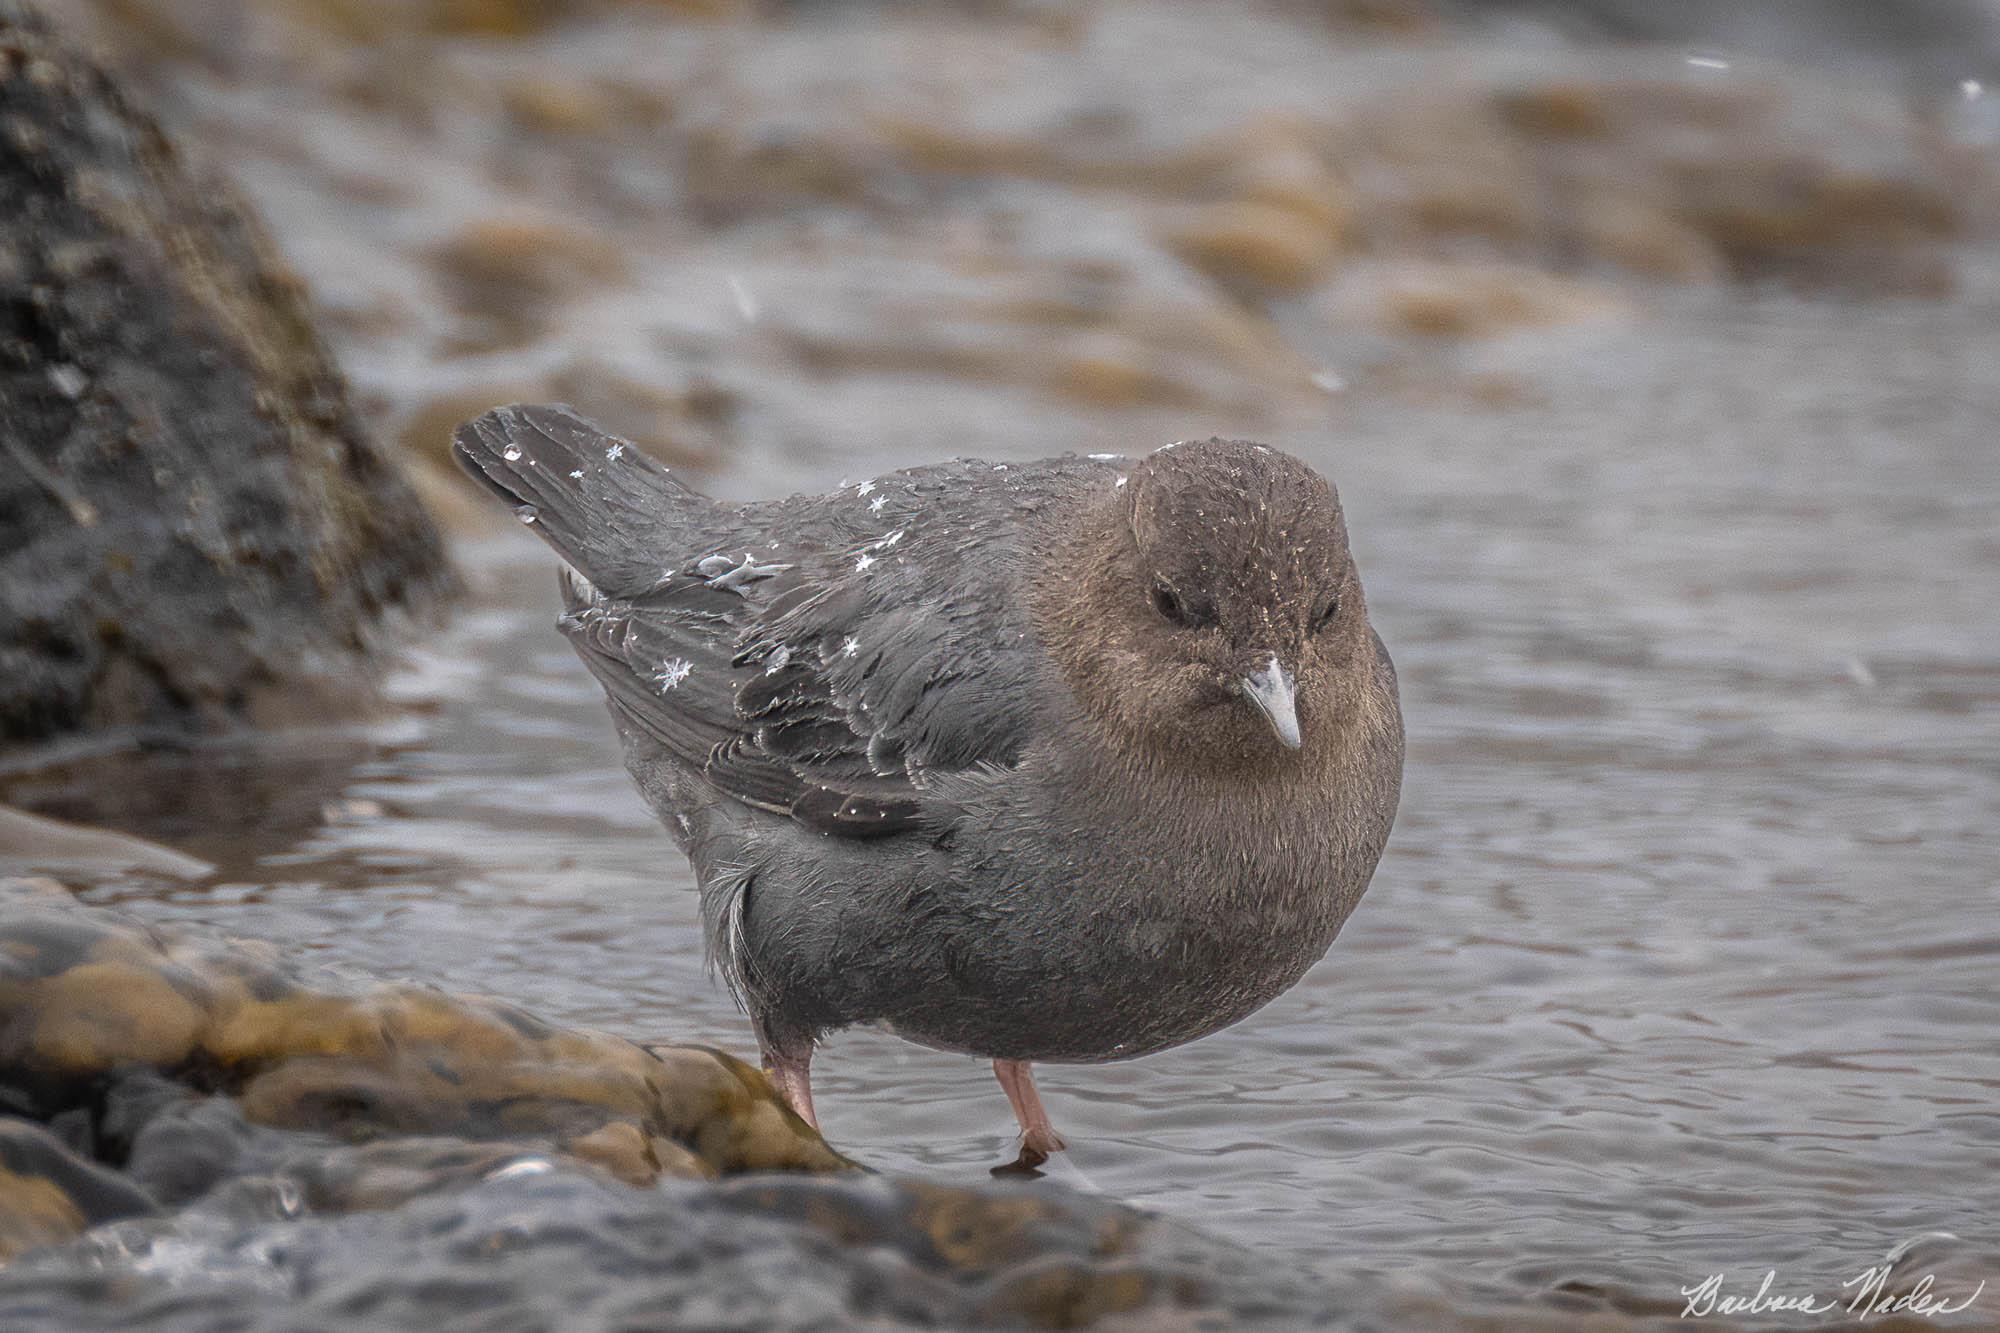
[464,434,1122,841]
[556,527,1045,839]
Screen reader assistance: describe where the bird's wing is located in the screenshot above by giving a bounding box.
[455,404,1107,838]
[558,476,1060,840]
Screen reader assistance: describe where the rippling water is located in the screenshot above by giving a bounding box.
[16,284,1994,1319]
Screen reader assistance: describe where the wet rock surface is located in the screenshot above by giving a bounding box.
[0,804,213,883]
[0,1117,156,1260]
[0,879,1352,1329]
[0,878,843,1180]
[0,1166,1352,1330]
[0,0,455,746]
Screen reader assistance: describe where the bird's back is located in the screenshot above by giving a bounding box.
[453,404,1114,836]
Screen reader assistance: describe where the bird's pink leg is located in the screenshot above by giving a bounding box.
[992,1059,1066,1163]
[759,1037,818,1130]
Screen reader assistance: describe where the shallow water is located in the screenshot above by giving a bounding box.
[14,283,1996,1319]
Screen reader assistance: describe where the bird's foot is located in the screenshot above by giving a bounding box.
[992,1152,1045,1178]
[1021,1122,1066,1158]
[992,1122,1068,1177]
[990,1058,1065,1176]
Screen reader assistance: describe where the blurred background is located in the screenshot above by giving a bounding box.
[2,0,1997,1326]
[43,0,2000,493]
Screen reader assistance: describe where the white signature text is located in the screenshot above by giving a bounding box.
[1680,1268,1984,1320]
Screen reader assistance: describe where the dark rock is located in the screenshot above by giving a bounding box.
[102,1072,264,1207]
[0,1118,156,1260]
[0,1159,1344,1330]
[0,0,456,747]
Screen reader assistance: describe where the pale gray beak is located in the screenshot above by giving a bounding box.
[1240,655,1302,750]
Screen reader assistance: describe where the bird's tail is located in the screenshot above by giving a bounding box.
[452,403,707,596]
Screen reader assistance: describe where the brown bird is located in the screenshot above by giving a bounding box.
[456,405,1403,1164]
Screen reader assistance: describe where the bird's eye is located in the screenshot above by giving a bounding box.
[1313,592,1342,632]
[1151,579,1211,629]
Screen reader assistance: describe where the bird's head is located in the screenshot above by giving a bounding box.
[1039,439,1375,773]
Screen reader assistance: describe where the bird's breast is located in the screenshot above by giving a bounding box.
[886,770,1375,1062]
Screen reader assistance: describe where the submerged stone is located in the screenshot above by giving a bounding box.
[0,1119,155,1261]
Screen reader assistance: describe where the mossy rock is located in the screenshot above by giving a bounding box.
[0,879,847,1179]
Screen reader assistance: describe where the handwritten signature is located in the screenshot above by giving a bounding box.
[1681,1268,1985,1319]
